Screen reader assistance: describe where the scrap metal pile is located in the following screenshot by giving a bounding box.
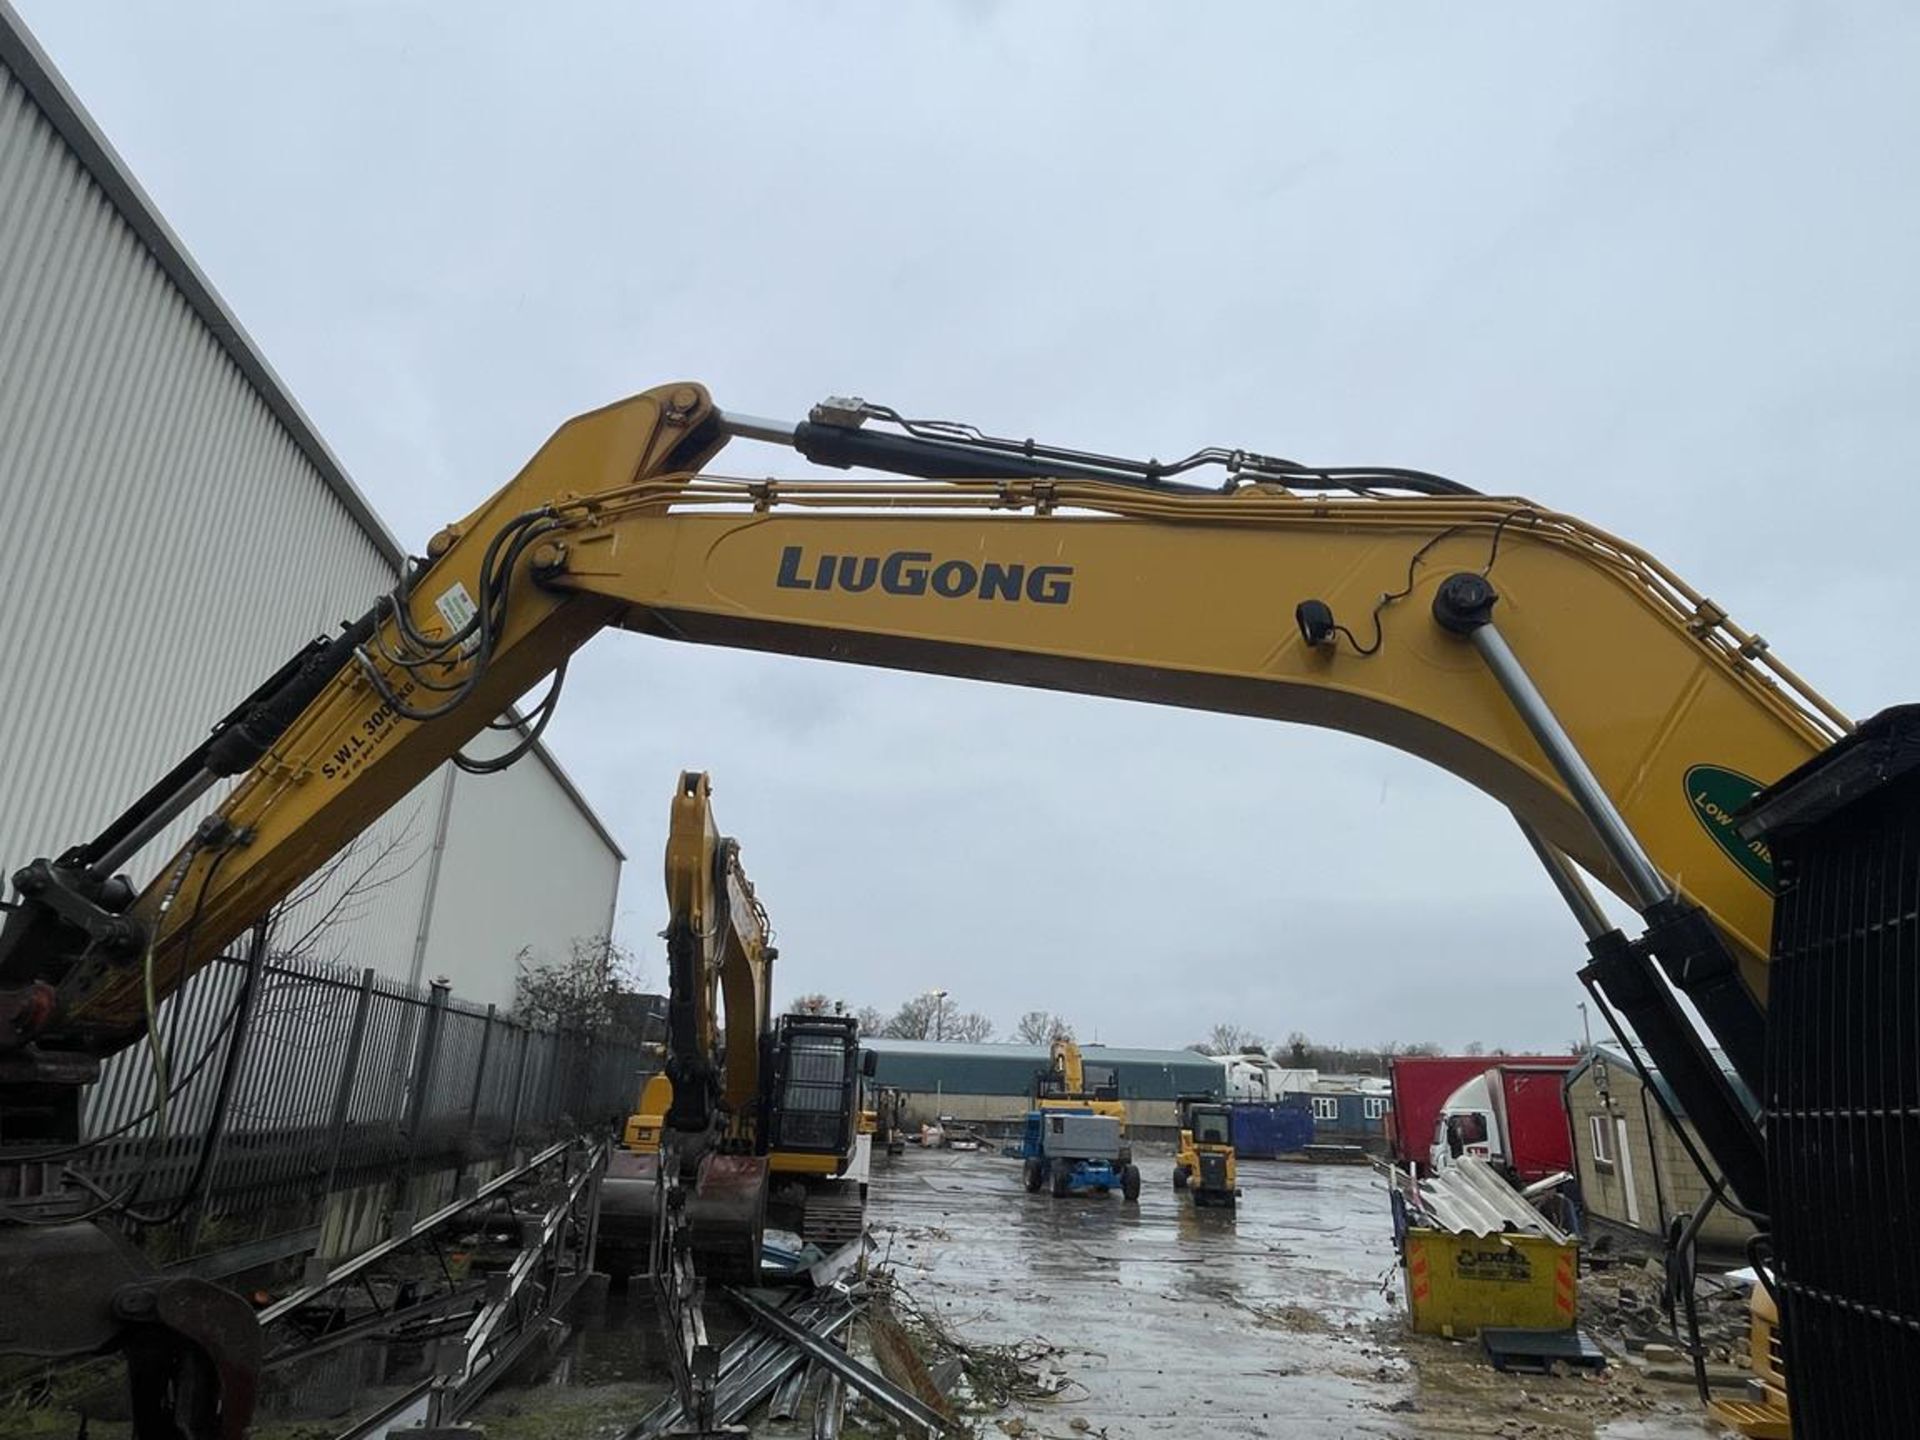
[623,1237,952,1437]
[1391,1156,1574,1244]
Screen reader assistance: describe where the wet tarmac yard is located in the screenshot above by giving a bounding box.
[461,1142,1731,1440]
[863,1144,1727,1440]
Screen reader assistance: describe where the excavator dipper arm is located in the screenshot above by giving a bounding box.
[659,770,773,1141]
[596,771,774,1290]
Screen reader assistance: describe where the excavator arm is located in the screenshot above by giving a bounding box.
[660,770,774,1142]
[1050,1037,1085,1096]
[2,381,1845,1215]
[595,770,776,1292]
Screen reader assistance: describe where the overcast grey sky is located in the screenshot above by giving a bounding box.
[21,2,1920,1051]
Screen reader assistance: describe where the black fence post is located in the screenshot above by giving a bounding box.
[538,1029,565,1135]
[180,918,271,1253]
[317,968,378,1203]
[504,1022,531,1156]
[457,1004,497,1186]
[400,978,451,1203]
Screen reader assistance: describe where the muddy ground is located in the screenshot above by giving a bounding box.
[463,1141,1734,1440]
[861,1142,1728,1440]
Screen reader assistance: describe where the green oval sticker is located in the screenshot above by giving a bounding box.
[1684,764,1773,890]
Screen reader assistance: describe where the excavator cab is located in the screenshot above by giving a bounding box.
[1036,1059,1119,1104]
[764,1014,865,1158]
[763,1015,873,1249]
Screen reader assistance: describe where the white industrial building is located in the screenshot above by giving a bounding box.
[0,6,622,1009]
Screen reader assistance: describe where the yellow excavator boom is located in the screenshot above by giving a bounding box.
[1051,1036,1085,1095]
[1,381,1842,1222]
[43,384,1837,1053]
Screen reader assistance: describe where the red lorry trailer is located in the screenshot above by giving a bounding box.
[1386,1054,1573,1175]
[1429,1061,1582,1184]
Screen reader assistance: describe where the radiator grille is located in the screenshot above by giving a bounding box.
[1760,713,1920,1437]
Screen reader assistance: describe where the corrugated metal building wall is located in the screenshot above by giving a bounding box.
[0,6,620,1010]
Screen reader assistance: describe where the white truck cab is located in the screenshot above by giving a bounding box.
[1429,1071,1501,1173]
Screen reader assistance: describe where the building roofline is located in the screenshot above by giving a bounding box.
[1,2,623,862]
[860,1038,1222,1065]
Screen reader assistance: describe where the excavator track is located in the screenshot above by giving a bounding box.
[799,1179,867,1251]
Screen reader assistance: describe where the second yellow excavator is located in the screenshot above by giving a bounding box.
[597,772,872,1281]
[1033,1037,1129,1133]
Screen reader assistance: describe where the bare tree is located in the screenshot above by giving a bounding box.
[853,1005,887,1037]
[789,993,846,1016]
[1270,1034,1445,1073]
[271,809,428,964]
[1196,1022,1263,1056]
[882,992,993,1043]
[944,1009,995,1044]
[221,818,433,1120]
[882,992,943,1040]
[513,935,645,1038]
[1463,1040,1486,1057]
[1013,1010,1075,1045]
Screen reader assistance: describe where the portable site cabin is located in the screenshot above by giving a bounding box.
[1563,1045,1757,1259]
[1282,1077,1391,1152]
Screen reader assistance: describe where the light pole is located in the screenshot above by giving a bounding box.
[1577,1001,1592,1053]
[931,989,949,1043]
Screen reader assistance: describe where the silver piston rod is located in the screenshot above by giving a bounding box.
[1433,570,1769,1209]
[1430,572,1672,911]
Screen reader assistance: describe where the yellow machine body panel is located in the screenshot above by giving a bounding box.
[1710,1285,1791,1438]
[622,1073,674,1154]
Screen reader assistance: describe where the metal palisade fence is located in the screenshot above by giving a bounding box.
[73,933,643,1257]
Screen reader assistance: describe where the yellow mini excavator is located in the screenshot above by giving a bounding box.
[596,772,872,1282]
[0,381,1893,1437]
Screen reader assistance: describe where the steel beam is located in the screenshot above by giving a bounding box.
[726,1287,947,1434]
[259,1139,570,1323]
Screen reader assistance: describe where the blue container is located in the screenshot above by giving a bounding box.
[1228,1101,1315,1158]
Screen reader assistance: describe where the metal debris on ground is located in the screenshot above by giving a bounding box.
[1580,1259,1756,1368]
[866,1298,955,1420]
[620,1244,960,1438]
[876,1270,1083,1411]
[621,1286,858,1437]
[727,1284,952,1433]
